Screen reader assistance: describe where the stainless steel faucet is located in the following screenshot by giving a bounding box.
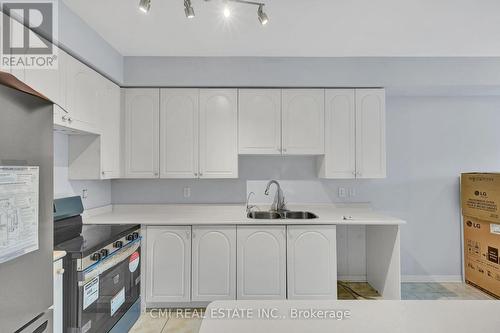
[264,180,287,212]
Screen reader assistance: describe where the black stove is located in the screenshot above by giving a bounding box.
[56,223,140,258]
[53,196,141,333]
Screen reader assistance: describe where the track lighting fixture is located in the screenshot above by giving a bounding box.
[138,0,151,14]
[257,4,268,25]
[184,0,195,18]
[138,0,269,25]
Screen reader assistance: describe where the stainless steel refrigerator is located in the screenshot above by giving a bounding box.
[0,83,53,332]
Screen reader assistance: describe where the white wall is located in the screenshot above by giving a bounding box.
[54,132,111,209]
[111,96,500,280]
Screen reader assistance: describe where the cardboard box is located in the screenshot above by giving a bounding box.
[461,173,500,223]
[463,216,500,298]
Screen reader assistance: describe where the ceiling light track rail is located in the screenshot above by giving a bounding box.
[138,0,269,25]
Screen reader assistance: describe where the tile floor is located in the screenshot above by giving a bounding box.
[129,282,494,333]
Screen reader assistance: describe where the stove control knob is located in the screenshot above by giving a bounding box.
[133,232,139,240]
[100,249,109,257]
[113,241,123,248]
[126,234,134,241]
[90,252,101,261]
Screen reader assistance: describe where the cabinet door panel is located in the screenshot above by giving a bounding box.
[282,89,325,155]
[100,80,121,178]
[355,89,386,178]
[237,226,286,300]
[160,89,199,178]
[321,89,356,178]
[192,226,236,301]
[238,89,281,154]
[287,225,337,299]
[124,89,160,178]
[146,226,191,303]
[199,89,238,178]
[66,57,99,128]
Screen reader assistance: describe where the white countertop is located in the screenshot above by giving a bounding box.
[84,204,405,226]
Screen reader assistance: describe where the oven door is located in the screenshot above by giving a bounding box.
[78,242,141,333]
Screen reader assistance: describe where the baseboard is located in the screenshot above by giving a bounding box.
[402,275,463,283]
[338,275,367,282]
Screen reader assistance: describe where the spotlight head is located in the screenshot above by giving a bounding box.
[223,6,231,18]
[258,5,268,25]
[184,0,195,18]
[139,0,151,14]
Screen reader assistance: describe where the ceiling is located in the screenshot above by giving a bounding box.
[63,0,500,57]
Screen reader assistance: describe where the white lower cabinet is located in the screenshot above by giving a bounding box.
[146,226,191,303]
[192,226,236,301]
[237,226,286,300]
[287,225,337,299]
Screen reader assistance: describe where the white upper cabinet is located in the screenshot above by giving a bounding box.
[65,55,99,131]
[99,80,121,178]
[287,225,337,300]
[320,88,386,179]
[146,226,191,303]
[238,89,281,154]
[160,89,199,178]
[355,89,386,179]
[192,226,236,302]
[282,89,325,155]
[237,226,286,300]
[199,89,238,178]
[124,89,160,178]
[319,89,356,178]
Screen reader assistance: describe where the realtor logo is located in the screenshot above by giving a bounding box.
[1,0,58,69]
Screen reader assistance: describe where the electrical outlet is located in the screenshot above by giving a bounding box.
[183,187,191,198]
[82,188,88,199]
[338,187,347,198]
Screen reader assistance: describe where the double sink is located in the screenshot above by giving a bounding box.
[247,211,318,220]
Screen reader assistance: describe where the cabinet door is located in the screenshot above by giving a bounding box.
[320,90,356,178]
[287,225,337,299]
[66,56,99,128]
[146,226,191,303]
[124,89,160,178]
[199,89,238,178]
[237,226,286,300]
[355,89,386,178]
[192,226,236,301]
[238,89,281,154]
[99,80,121,178]
[160,89,199,178]
[282,89,325,155]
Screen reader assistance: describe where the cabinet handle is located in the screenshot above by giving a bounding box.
[357,172,362,177]
[68,117,73,123]
[194,173,198,177]
[57,268,65,275]
[192,232,196,239]
[61,115,68,122]
[352,171,357,176]
[186,231,191,239]
[154,172,158,176]
[199,172,203,176]
[282,148,287,153]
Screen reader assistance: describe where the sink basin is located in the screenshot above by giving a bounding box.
[247,211,318,220]
[247,211,282,219]
[283,211,318,219]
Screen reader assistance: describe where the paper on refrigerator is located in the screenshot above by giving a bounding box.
[0,166,39,264]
